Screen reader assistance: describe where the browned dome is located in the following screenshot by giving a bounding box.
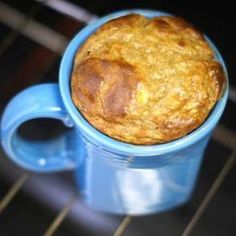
[71,14,225,144]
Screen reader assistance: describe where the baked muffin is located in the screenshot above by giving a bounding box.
[71,14,225,145]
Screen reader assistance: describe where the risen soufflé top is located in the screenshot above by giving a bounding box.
[71,14,225,145]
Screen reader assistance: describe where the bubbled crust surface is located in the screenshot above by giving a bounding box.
[71,14,225,145]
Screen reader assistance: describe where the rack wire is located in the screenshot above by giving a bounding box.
[0,1,235,235]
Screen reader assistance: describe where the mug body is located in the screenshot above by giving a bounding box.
[75,131,209,215]
[0,10,228,216]
[59,10,228,215]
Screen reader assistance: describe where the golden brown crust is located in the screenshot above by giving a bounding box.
[72,58,139,120]
[71,14,225,144]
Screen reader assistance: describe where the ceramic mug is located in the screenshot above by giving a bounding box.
[0,10,228,215]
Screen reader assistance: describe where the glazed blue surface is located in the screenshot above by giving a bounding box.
[0,10,228,215]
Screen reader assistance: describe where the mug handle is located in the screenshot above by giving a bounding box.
[0,83,77,172]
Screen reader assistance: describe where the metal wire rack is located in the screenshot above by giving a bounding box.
[0,1,235,235]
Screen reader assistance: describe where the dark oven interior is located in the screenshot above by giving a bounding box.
[0,0,235,235]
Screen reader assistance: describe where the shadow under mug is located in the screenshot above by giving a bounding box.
[0,10,228,215]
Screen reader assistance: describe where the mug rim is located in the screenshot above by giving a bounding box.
[59,9,229,156]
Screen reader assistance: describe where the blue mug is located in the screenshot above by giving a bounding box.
[0,10,228,215]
